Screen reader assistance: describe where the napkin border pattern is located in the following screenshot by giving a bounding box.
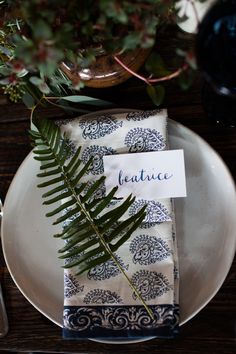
[63,304,179,338]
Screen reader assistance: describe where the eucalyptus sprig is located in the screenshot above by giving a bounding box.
[30,117,154,318]
[0,0,207,106]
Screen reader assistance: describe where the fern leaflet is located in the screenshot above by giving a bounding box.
[30,118,154,318]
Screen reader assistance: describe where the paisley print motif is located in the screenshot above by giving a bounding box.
[87,255,129,281]
[81,145,116,175]
[130,235,172,265]
[126,110,161,121]
[83,289,123,304]
[64,273,84,298]
[124,127,166,152]
[129,199,171,228]
[131,270,172,301]
[79,115,123,140]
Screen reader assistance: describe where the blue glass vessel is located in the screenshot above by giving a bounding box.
[196,0,236,126]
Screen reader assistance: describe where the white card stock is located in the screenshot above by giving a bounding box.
[103,149,187,199]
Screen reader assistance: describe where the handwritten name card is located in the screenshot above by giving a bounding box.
[103,149,187,199]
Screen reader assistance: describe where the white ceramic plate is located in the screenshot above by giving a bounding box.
[176,0,215,33]
[1,115,236,344]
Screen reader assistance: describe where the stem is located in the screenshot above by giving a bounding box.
[113,55,188,85]
[43,96,66,109]
[30,105,36,125]
[113,55,150,84]
[43,96,90,114]
[43,96,59,100]
[148,63,188,83]
[30,95,45,124]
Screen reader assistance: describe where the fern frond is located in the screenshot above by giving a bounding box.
[31,117,154,319]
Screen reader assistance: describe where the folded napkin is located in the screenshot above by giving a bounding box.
[59,110,179,339]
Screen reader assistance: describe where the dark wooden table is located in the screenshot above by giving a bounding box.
[0,59,235,353]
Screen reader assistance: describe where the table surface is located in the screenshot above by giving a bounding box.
[0,32,235,354]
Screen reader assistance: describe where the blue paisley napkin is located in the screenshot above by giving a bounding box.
[59,110,179,339]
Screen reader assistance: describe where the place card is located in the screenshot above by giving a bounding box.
[103,149,187,199]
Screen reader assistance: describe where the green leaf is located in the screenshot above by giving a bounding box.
[0,67,11,77]
[121,32,141,51]
[30,117,153,319]
[146,85,165,106]
[107,206,146,243]
[61,221,91,240]
[53,206,82,225]
[46,199,76,218]
[43,190,71,205]
[42,183,66,197]
[38,82,51,94]
[33,19,52,40]
[176,48,186,57]
[90,186,118,218]
[22,92,35,109]
[75,254,111,275]
[60,95,113,106]
[39,61,60,78]
[59,233,97,254]
[37,175,63,188]
[111,210,146,252]
[145,53,171,77]
[30,76,51,94]
[178,69,195,91]
[29,76,43,86]
[80,177,106,203]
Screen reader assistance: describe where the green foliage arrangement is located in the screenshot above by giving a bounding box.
[0,0,205,106]
[29,117,154,316]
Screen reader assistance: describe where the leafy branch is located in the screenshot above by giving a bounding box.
[0,0,207,106]
[29,118,154,319]
[27,93,114,125]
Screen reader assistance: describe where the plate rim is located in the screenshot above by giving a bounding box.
[1,111,236,344]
